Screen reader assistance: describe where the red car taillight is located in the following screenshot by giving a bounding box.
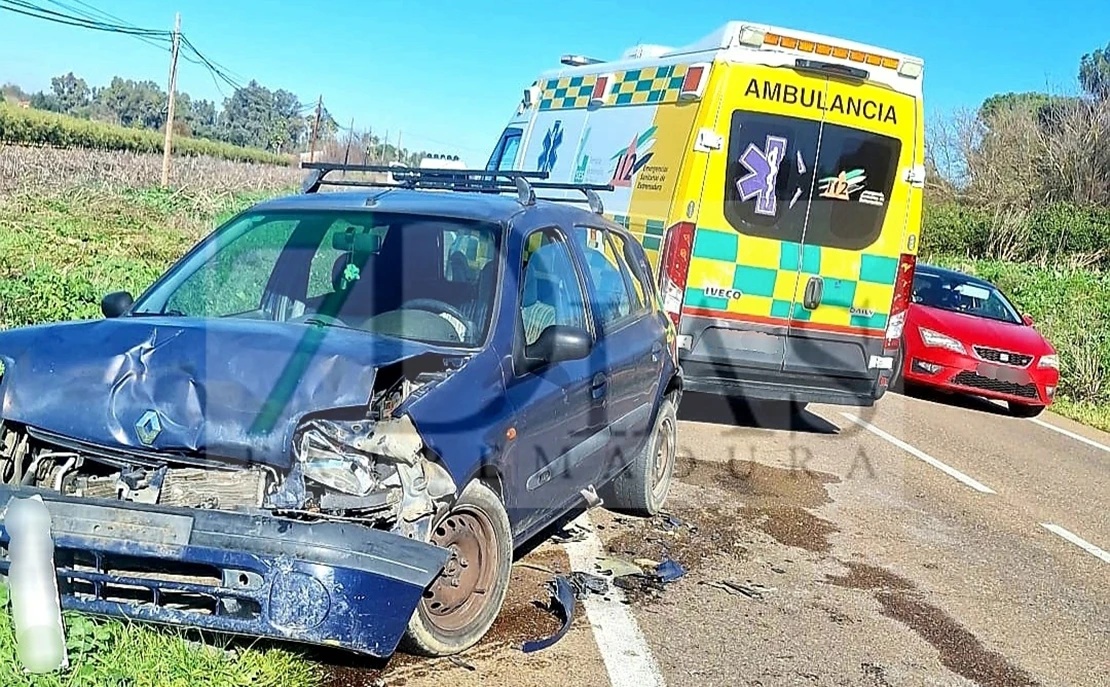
[884,252,917,350]
[658,221,695,330]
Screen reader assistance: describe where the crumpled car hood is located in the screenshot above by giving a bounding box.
[0,317,440,469]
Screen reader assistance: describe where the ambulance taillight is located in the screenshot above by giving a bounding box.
[884,253,917,350]
[659,221,696,329]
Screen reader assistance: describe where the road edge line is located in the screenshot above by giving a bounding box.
[1031,418,1110,455]
[561,512,667,687]
[1040,523,1110,564]
[841,413,997,494]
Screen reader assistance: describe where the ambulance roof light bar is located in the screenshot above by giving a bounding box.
[898,58,924,79]
[561,54,604,66]
[737,26,765,48]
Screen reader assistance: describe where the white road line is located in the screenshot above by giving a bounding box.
[841,413,997,494]
[1040,523,1110,564]
[1031,418,1110,455]
[562,513,666,687]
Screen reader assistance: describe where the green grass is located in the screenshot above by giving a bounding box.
[1049,398,1110,433]
[0,186,282,329]
[0,583,319,687]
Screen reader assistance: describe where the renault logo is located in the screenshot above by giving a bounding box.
[135,410,163,446]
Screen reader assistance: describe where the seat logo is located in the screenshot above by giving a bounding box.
[135,410,163,446]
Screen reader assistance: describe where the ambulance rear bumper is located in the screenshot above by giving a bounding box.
[680,360,879,406]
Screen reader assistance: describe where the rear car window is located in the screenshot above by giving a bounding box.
[723,111,901,251]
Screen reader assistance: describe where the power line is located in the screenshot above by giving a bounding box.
[0,0,169,36]
[44,0,169,52]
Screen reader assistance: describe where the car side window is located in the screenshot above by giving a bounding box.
[573,227,644,330]
[605,231,650,315]
[518,228,589,347]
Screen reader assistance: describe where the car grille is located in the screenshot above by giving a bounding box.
[974,347,1033,367]
[952,371,1039,399]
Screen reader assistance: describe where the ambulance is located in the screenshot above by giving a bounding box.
[486,21,925,409]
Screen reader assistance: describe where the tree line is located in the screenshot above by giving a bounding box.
[1,73,433,166]
[923,41,1110,267]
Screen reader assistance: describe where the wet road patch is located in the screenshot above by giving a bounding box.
[828,562,1040,687]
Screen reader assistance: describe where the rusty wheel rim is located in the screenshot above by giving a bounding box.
[421,506,498,633]
[651,415,676,501]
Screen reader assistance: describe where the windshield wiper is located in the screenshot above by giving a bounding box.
[129,309,186,317]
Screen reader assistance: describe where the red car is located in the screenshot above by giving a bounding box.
[893,264,1059,417]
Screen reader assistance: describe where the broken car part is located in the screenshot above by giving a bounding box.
[521,575,576,653]
[0,486,450,657]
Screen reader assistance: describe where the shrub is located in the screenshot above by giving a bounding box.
[0,104,292,166]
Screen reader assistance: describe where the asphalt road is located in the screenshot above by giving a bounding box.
[324,388,1109,687]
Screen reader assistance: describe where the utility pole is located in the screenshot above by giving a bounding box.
[160,12,181,189]
[396,130,403,163]
[308,95,323,163]
[342,118,355,167]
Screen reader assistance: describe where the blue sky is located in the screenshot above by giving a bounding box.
[1,0,1105,162]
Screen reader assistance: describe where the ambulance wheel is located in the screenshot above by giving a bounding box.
[401,480,512,657]
[599,394,678,517]
[890,341,906,393]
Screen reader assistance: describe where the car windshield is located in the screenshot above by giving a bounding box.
[131,209,502,347]
[912,271,1022,325]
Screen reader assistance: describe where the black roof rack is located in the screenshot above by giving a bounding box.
[298,162,613,214]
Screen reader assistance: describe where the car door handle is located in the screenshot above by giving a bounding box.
[651,341,663,363]
[803,276,824,310]
[591,373,608,399]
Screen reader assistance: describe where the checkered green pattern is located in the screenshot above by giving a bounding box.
[686,227,899,330]
[539,64,691,111]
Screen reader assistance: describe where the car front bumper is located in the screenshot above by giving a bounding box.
[902,348,1058,406]
[0,485,450,658]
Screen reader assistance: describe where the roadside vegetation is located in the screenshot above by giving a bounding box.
[0,581,317,687]
[920,42,1110,431]
[0,105,292,165]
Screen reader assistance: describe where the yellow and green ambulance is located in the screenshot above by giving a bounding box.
[487,22,925,408]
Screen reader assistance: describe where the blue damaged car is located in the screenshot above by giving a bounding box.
[0,165,682,658]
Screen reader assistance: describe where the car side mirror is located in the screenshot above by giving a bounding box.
[525,325,592,366]
[101,291,134,318]
[1022,314,1035,326]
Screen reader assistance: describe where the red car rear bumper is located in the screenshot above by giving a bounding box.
[902,345,1059,407]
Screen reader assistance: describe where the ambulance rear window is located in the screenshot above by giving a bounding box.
[723,111,901,251]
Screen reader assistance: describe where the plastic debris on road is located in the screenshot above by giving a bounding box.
[5,495,69,673]
[701,580,776,599]
[521,576,576,653]
[596,555,643,578]
[568,571,610,599]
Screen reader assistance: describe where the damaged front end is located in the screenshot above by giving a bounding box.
[0,362,465,657]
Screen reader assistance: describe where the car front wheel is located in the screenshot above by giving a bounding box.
[401,480,512,657]
[599,394,678,517]
[1008,402,1046,418]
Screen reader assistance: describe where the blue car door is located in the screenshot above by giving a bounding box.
[502,227,608,535]
[572,226,665,480]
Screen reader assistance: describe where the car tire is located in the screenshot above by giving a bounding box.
[1008,402,1046,418]
[401,480,513,657]
[599,394,678,517]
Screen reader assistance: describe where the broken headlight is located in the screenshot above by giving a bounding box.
[296,421,377,496]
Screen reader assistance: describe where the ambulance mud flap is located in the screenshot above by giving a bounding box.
[0,485,451,658]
